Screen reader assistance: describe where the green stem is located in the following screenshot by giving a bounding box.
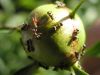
[70,67,76,75]
[70,0,86,18]
[0,26,21,32]
[73,65,89,75]
[55,0,86,25]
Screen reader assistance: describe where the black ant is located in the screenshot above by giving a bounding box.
[68,29,79,45]
[26,39,34,52]
[47,11,54,20]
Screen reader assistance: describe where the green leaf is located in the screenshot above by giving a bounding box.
[0,0,15,14]
[17,0,48,10]
[0,58,10,75]
[85,42,100,57]
[5,13,27,28]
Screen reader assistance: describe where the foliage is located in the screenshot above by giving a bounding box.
[0,0,100,75]
[85,42,100,57]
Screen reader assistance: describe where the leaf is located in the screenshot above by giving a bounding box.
[85,42,100,57]
[5,13,27,28]
[17,0,48,10]
[0,58,10,75]
[0,0,15,14]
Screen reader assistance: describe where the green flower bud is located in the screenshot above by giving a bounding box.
[21,3,86,68]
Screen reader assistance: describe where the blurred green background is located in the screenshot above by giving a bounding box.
[0,0,100,75]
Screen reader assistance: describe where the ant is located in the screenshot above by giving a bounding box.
[68,29,79,45]
[47,11,54,20]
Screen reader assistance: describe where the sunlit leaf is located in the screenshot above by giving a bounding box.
[85,42,100,57]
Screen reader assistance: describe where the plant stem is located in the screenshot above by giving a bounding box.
[55,0,86,25]
[70,67,76,75]
[0,26,21,32]
[70,0,86,18]
[73,64,89,75]
[60,0,64,2]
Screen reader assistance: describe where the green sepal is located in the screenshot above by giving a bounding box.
[72,63,89,75]
[14,62,89,75]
